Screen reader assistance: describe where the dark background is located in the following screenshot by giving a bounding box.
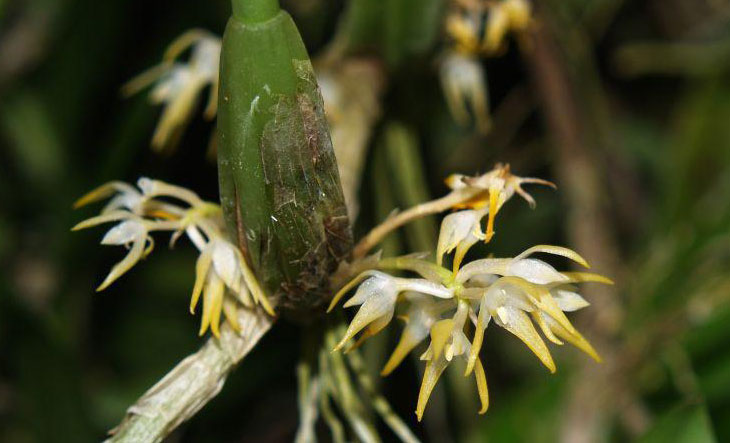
[1,0,730,441]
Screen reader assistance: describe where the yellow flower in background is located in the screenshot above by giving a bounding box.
[445,0,533,57]
[122,30,221,152]
[73,177,273,337]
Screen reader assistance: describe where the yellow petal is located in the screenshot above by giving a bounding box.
[345,313,392,353]
[72,211,130,231]
[547,315,602,362]
[96,237,146,291]
[190,247,212,314]
[199,273,223,336]
[416,356,449,421]
[327,271,374,312]
[430,319,454,360]
[204,79,218,119]
[121,63,169,97]
[483,7,509,54]
[239,257,275,316]
[333,297,393,351]
[515,245,590,268]
[465,310,490,376]
[561,272,614,285]
[222,298,241,332]
[509,278,577,335]
[73,182,129,209]
[474,358,489,414]
[531,311,563,345]
[163,29,207,62]
[382,326,427,376]
[501,307,556,373]
[209,281,225,338]
[484,188,500,243]
[151,81,201,151]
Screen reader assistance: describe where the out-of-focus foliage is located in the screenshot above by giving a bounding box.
[1,0,730,441]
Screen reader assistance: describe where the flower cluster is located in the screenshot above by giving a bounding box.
[330,166,610,420]
[73,178,273,336]
[122,30,221,152]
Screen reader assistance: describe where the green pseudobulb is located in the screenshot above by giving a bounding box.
[217,0,352,317]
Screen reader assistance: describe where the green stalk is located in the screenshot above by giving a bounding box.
[231,0,279,24]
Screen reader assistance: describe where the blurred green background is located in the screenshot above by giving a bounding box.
[1,0,730,441]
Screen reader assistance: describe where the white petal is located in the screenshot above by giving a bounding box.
[343,273,397,308]
[437,210,480,260]
[101,220,146,245]
[397,278,453,299]
[507,258,568,285]
[211,240,240,289]
[552,289,590,312]
[456,258,510,283]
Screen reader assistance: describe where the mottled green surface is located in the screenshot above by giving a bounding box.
[217,9,351,315]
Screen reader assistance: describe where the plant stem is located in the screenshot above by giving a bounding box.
[352,188,480,259]
[231,0,280,24]
[106,308,273,443]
